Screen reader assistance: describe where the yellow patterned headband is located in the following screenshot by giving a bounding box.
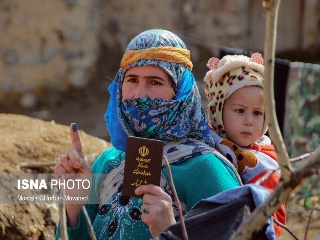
[120,46,193,71]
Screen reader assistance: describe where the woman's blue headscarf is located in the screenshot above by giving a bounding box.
[105,29,215,156]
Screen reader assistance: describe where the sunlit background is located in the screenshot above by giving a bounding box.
[0,1,319,239]
[1,0,319,147]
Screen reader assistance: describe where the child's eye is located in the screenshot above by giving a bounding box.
[235,109,244,113]
[254,111,263,116]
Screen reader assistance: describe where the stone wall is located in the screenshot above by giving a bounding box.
[0,0,100,109]
[0,0,319,110]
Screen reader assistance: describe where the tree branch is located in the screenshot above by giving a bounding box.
[164,155,189,240]
[231,145,320,240]
[263,0,293,181]
[230,0,320,239]
[59,180,68,240]
[83,206,97,240]
[273,218,300,240]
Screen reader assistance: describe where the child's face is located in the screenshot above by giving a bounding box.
[222,86,264,147]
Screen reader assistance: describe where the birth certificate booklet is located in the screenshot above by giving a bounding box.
[122,136,164,198]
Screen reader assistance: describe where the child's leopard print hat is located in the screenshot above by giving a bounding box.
[204,53,267,138]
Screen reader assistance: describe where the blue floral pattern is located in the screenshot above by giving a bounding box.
[117,68,215,153]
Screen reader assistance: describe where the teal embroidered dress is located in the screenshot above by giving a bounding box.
[58,147,240,240]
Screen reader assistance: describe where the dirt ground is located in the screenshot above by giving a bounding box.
[1,79,319,239]
[279,200,320,240]
[0,114,111,239]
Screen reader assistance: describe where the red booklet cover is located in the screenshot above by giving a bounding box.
[122,136,164,198]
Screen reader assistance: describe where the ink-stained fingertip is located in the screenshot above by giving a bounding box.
[71,123,78,132]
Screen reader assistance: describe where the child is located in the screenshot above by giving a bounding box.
[204,53,286,238]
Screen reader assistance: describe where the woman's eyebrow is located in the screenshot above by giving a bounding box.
[124,74,138,78]
[145,75,165,81]
[125,74,165,81]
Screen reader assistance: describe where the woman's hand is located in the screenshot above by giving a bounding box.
[54,123,92,228]
[135,184,176,237]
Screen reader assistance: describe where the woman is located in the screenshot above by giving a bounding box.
[55,29,241,239]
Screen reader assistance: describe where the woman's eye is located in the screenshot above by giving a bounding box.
[127,78,138,83]
[150,80,162,86]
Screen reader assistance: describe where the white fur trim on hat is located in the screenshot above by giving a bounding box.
[211,54,264,84]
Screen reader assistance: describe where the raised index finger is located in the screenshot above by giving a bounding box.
[69,123,84,159]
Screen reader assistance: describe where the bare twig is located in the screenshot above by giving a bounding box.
[304,202,316,240]
[82,206,97,240]
[163,155,188,240]
[253,153,316,184]
[273,218,300,240]
[59,177,68,240]
[243,205,251,219]
[254,169,279,185]
[290,152,313,163]
[262,0,292,180]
